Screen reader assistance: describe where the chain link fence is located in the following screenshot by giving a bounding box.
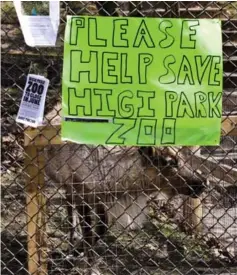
[1,1,237,275]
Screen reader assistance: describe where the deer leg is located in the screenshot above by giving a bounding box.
[66,192,78,248]
[65,193,82,257]
[77,198,94,261]
[95,201,108,243]
[66,195,74,245]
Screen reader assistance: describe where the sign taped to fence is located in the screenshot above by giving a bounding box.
[62,16,223,146]
[16,74,49,127]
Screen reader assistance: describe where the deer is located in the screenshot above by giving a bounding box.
[44,143,207,259]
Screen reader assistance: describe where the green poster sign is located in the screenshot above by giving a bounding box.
[62,16,222,146]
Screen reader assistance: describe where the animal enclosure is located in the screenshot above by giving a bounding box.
[1,1,237,275]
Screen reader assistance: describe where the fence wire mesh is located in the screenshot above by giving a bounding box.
[1,1,237,275]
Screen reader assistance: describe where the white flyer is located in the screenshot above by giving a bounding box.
[13,1,59,47]
[16,74,49,127]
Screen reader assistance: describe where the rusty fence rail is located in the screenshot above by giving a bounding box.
[1,1,237,275]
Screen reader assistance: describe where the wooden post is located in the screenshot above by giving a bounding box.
[182,145,204,234]
[25,145,47,275]
[183,197,203,233]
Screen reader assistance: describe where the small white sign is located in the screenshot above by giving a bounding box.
[13,1,59,47]
[16,74,49,127]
